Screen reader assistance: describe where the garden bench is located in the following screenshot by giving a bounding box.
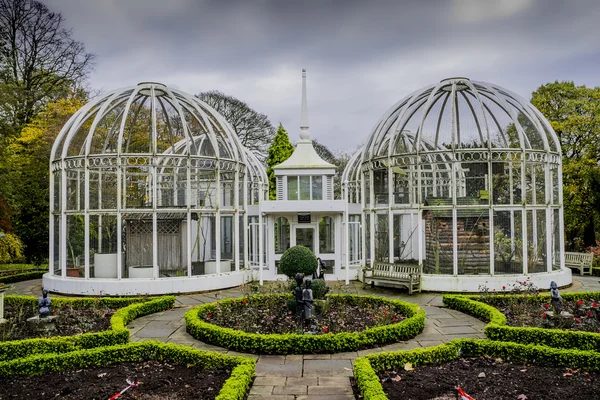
[363,262,421,294]
[563,252,593,276]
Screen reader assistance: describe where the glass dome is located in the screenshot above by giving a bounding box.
[344,78,567,291]
[48,82,267,293]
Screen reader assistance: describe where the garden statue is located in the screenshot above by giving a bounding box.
[302,278,314,323]
[38,288,52,318]
[294,273,304,320]
[315,258,326,280]
[550,281,562,314]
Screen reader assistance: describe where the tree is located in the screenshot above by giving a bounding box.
[531,81,600,249]
[266,124,294,199]
[7,93,86,263]
[196,91,274,161]
[0,0,94,135]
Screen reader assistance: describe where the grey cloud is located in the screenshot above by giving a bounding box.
[42,0,600,151]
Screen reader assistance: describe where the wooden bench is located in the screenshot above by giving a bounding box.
[363,262,421,294]
[564,252,593,276]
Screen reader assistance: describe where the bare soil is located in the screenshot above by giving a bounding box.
[204,297,405,334]
[0,304,113,341]
[356,356,600,400]
[0,361,231,400]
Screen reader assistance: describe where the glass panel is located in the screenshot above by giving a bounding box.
[424,214,453,275]
[100,169,118,210]
[274,217,290,254]
[374,213,389,262]
[552,209,561,270]
[53,214,60,275]
[461,160,488,202]
[365,213,371,263]
[526,210,546,273]
[66,215,85,278]
[247,216,260,267]
[492,162,510,205]
[220,172,235,209]
[238,215,245,268]
[299,176,310,200]
[295,227,314,252]
[191,214,217,276]
[393,213,419,262]
[457,209,490,275]
[319,216,335,254]
[123,166,152,209]
[494,210,523,274]
[125,216,154,278]
[393,168,410,205]
[157,218,185,277]
[312,176,322,200]
[374,170,388,205]
[349,215,362,264]
[287,176,298,200]
[220,215,233,272]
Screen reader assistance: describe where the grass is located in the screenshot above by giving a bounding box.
[0,264,45,272]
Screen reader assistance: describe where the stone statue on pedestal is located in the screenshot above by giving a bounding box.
[302,279,314,322]
[38,288,52,318]
[550,281,562,314]
[294,273,304,321]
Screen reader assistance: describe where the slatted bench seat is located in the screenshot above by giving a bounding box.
[564,252,593,276]
[363,262,421,294]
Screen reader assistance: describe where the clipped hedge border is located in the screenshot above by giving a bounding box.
[443,292,600,351]
[354,339,600,400]
[0,295,175,361]
[0,270,45,284]
[0,341,255,400]
[185,294,425,355]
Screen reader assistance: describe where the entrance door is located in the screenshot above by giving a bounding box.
[295,227,314,252]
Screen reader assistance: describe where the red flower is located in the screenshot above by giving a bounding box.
[542,313,547,318]
[593,302,598,308]
[323,327,329,333]
[575,317,581,323]
[242,299,247,305]
[393,317,397,322]
[206,313,212,319]
[502,286,506,290]
[578,300,583,305]
[544,303,550,309]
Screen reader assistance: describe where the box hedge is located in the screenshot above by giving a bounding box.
[0,295,175,361]
[0,270,45,284]
[443,292,600,351]
[0,341,255,400]
[354,339,600,400]
[185,294,425,354]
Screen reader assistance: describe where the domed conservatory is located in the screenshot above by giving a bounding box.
[45,75,571,295]
[342,77,569,291]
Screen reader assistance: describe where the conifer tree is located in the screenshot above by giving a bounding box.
[266,124,294,199]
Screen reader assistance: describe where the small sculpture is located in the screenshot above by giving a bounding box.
[302,279,314,322]
[315,258,326,280]
[38,288,52,318]
[294,273,304,320]
[550,281,562,314]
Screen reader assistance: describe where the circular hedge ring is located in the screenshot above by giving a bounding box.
[185,294,425,355]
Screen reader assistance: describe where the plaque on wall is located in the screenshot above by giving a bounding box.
[298,214,311,223]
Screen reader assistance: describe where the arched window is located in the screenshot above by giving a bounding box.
[274,217,290,254]
[319,216,335,254]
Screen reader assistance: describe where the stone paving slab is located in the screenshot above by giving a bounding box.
[296,395,354,400]
[286,377,318,386]
[303,359,353,377]
[272,385,308,395]
[248,396,293,400]
[255,362,303,377]
[318,377,351,386]
[308,386,353,395]
[254,376,287,386]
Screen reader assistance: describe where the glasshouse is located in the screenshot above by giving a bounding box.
[44,75,572,295]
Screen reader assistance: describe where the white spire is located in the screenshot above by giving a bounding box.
[299,69,310,140]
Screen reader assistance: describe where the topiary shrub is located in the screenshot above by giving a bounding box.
[279,245,317,277]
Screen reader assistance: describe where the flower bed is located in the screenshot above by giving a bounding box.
[185,294,425,354]
[0,341,255,400]
[0,295,175,361]
[443,292,600,351]
[353,339,600,400]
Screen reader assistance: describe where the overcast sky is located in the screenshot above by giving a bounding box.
[44,0,600,153]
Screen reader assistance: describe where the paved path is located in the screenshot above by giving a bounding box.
[8,276,600,400]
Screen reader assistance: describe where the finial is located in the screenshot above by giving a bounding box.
[300,69,310,140]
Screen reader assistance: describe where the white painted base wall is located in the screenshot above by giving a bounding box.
[420,268,572,292]
[43,270,252,296]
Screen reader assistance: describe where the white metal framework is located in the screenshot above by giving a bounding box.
[46,82,267,294]
[343,77,569,291]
